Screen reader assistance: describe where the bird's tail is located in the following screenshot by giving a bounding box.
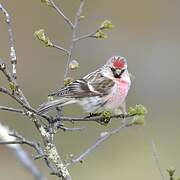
[38,98,74,115]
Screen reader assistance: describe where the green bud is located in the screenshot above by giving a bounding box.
[64,77,73,86]
[128,104,147,116]
[69,60,79,70]
[94,30,107,39]
[128,107,137,116]
[167,167,176,177]
[34,29,46,42]
[100,20,114,30]
[80,15,85,19]
[101,111,111,124]
[41,0,50,5]
[0,63,6,70]
[34,29,53,47]
[133,115,145,125]
[8,82,16,91]
[69,154,74,158]
[48,96,54,101]
[45,38,53,47]
[135,104,147,115]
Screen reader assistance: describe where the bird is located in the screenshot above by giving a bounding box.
[38,56,131,115]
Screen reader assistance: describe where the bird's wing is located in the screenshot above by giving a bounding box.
[49,68,115,98]
[84,68,115,95]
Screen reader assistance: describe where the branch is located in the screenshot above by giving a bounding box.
[58,113,136,123]
[49,0,74,29]
[67,119,135,166]
[74,30,98,41]
[0,87,50,122]
[0,124,46,180]
[0,3,17,79]
[14,146,47,180]
[0,106,23,113]
[8,131,57,177]
[0,57,30,106]
[64,0,86,78]
[52,44,70,55]
[151,140,167,180]
[0,55,71,178]
[74,20,114,41]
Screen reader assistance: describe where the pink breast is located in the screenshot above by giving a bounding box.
[106,80,130,109]
[119,79,130,97]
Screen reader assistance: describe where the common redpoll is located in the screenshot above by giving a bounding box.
[38,56,131,114]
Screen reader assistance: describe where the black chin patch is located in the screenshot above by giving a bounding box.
[114,74,121,78]
[111,68,125,79]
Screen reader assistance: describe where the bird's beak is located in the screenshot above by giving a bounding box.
[116,69,125,76]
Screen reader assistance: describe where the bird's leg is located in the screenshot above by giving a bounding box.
[120,101,128,124]
[85,112,101,118]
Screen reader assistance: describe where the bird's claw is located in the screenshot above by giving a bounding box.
[85,112,101,118]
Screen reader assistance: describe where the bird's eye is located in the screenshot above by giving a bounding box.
[121,69,125,74]
[110,67,116,72]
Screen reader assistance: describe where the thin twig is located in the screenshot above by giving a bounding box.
[151,140,166,180]
[58,126,84,132]
[52,44,70,55]
[0,3,17,79]
[9,132,43,151]
[0,57,30,106]
[49,0,74,29]
[15,146,47,180]
[8,131,56,175]
[59,113,135,123]
[74,30,98,41]
[0,106,24,113]
[0,140,34,145]
[67,120,134,166]
[0,87,51,122]
[64,0,86,78]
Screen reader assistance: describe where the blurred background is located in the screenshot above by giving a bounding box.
[0,0,180,179]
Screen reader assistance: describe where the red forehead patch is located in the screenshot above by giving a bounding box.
[112,57,125,68]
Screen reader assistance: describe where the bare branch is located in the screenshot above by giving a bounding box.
[52,44,70,55]
[74,30,98,41]
[0,124,46,180]
[49,0,74,29]
[15,146,47,180]
[67,120,134,166]
[54,122,85,132]
[151,140,167,180]
[0,140,33,145]
[0,87,51,122]
[8,132,43,151]
[8,131,57,176]
[59,113,136,123]
[59,126,84,132]
[0,3,17,79]
[0,58,30,106]
[1,51,71,178]
[0,106,24,113]
[64,0,86,78]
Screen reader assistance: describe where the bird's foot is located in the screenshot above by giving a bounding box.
[85,112,101,118]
